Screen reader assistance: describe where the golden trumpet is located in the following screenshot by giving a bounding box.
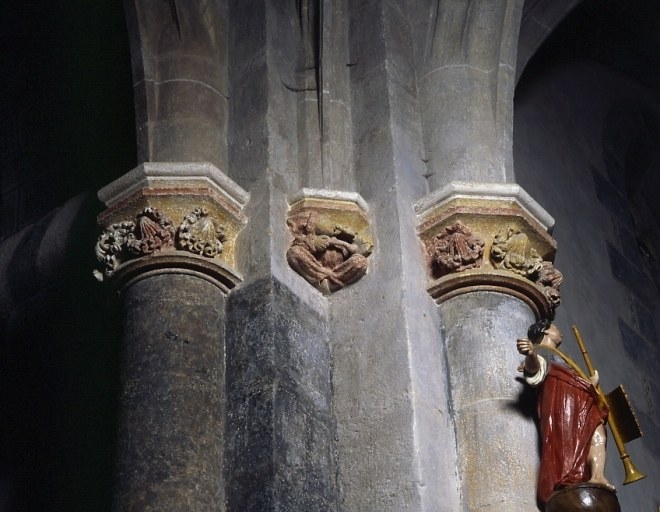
[572,326,646,485]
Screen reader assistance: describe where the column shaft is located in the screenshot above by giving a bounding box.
[124,0,229,168]
[416,0,524,187]
[439,292,539,511]
[330,2,461,510]
[114,274,226,511]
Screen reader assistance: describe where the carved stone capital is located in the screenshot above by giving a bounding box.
[286,189,373,295]
[94,162,249,292]
[415,182,561,318]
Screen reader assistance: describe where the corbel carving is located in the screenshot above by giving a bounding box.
[177,208,227,257]
[490,227,542,277]
[490,227,563,308]
[94,207,231,281]
[428,221,484,278]
[94,163,249,292]
[286,190,373,295]
[415,182,562,318]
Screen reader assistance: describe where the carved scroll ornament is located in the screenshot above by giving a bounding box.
[94,220,137,279]
[287,211,372,295]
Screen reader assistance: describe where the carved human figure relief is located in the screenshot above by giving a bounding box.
[427,221,484,278]
[286,210,372,295]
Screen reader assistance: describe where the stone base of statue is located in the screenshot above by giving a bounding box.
[546,483,620,512]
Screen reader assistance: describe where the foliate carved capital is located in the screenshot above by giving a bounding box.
[94,163,249,292]
[415,182,561,318]
[177,208,227,257]
[286,189,373,295]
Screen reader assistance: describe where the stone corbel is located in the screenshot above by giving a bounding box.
[415,182,562,318]
[94,162,249,293]
[286,189,373,295]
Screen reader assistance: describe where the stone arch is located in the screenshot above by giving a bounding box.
[515,0,583,84]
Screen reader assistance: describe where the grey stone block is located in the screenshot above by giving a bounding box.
[225,277,337,511]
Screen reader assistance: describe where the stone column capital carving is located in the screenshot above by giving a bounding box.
[286,189,373,295]
[415,181,562,318]
[94,162,249,293]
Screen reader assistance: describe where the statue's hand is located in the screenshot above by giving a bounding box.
[589,370,600,387]
[516,338,535,356]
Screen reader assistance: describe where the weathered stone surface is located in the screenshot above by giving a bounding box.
[225,277,337,511]
[414,0,524,187]
[114,274,226,511]
[124,0,228,169]
[440,292,539,512]
[4,2,660,512]
[329,3,460,511]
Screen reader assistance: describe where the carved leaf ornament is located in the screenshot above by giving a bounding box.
[490,227,563,307]
[424,222,563,310]
[177,208,227,257]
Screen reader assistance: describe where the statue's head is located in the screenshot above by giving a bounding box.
[528,319,563,348]
[287,211,318,235]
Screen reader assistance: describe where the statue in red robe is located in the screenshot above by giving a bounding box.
[517,320,613,504]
